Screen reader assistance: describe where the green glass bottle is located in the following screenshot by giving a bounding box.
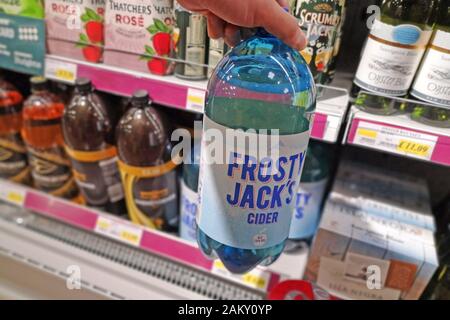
[352,0,436,114]
[409,0,450,127]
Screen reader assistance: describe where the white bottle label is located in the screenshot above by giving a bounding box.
[411,30,450,106]
[288,178,328,239]
[179,179,198,243]
[197,116,309,249]
[354,20,432,96]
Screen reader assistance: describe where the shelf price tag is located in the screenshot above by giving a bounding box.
[211,260,271,292]
[186,88,205,113]
[95,216,143,247]
[353,121,437,161]
[45,58,77,83]
[0,184,26,207]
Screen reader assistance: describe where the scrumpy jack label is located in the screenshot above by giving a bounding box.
[355,20,432,96]
[291,0,344,79]
[197,116,309,250]
[411,30,450,106]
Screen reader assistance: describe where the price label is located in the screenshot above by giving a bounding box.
[186,88,205,113]
[211,260,271,291]
[353,121,437,161]
[95,216,143,247]
[45,58,77,83]
[0,183,26,207]
[397,140,431,157]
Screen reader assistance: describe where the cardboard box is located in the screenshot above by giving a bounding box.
[103,0,175,75]
[45,0,105,62]
[0,0,44,19]
[305,199,438,300]
[331,161,435,231]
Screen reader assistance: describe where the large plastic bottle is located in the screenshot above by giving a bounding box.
[62,78,126,215]
[197,28,316,273]
[116,90,179,231]
[179,135,201,243]
[21,77,81,202]
[0,75,31,185]
[286,141,330,249]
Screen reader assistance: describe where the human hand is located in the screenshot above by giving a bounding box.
[176,0,306,50]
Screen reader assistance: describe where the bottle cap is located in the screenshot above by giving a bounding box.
[75,78,92,93]
[30,76,48,91]
[132,90,150,105]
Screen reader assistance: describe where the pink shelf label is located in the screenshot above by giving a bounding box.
[311,113,328,140]
[77,64,189,109]
[348,118,449,166]
[24,191,98,230]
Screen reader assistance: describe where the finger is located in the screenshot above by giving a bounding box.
[206,13,225,39]
[275,0,289,8]
[224,23,241,47]
[256,0,306,50]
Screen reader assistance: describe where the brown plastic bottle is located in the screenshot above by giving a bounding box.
[0,75,31,185]
[62,78,126,215]
[21,76,81,203]
[117,90,179,231]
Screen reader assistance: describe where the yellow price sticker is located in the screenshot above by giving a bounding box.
[242,273,267,289]
[55,68,75,82]
[6,191,25,206]
[120,230,140,245]
[397,140,431,157]
[357,128,377,139]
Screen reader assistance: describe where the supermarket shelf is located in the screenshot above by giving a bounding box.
[344,106,450,167]
[0,209,215,299]
[44,55,349,143]
[0,178,307,296]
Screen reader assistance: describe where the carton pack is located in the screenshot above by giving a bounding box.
[305,199,438,300]
[45,0,105,62]
[104,0,175,75]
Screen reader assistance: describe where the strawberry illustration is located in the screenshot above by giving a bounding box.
[152,32,171,56]
[82,45,102,63]
[141,18,175,75]
[147,58,168,75]
[85,21,104,43]
[77,8,104,62]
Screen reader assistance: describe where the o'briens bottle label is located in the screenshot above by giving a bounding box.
[354,20,432,96]
[197,116,309,250]
[288,178,328,240]
[411,30,450,106]
[179,179,198,243]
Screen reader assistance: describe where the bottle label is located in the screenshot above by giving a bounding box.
[27,146,79,199]
[0,133,31,184]
[197,116,309,250]
[411,30,450,106]
[288,178,328,239]
[184,14,206,77]
[291,0,343,79]
[179,179,198,243]
[65,145,124,207]
[118,159,178,230]
[354,20,432,96]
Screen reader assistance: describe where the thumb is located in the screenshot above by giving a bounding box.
[256,0,306,50]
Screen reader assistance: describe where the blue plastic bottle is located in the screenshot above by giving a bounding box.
[286,141,330,250]
[179,136,201,243]
[196,28,316,273]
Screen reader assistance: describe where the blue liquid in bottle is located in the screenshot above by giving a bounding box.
[180,137,201,243]
[197,28,316,274]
